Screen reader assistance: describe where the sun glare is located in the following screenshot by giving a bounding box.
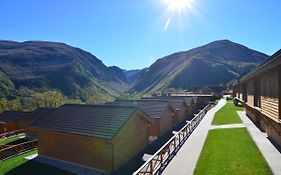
[162,0,196,30]
[164,0,191,11]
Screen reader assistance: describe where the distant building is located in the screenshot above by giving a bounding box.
[0,111,30,133]
[108,100,176,139]
[17,108,54,130]
[234,49,281,148]
[141,96,197,121]
[188,86,216,94]
[28,104,152,173]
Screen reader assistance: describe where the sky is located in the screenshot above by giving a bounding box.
[0,0,280,70]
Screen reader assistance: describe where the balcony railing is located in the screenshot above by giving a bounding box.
[133,104,212,175]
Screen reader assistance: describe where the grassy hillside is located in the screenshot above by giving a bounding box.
[131,40,268,93]
[0,40,132,100]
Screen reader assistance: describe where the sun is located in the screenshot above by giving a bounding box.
[164,0,192,12]
[162,0,195,29]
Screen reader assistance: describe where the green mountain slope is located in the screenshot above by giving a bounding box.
[0,40,131,100]
[130,40,268,92]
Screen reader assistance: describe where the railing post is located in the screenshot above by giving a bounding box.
[133,104,211,175]
[160,152,163,165]
[150,160,153,174]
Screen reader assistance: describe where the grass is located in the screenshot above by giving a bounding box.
[194,128,272,175]
[0,149,76,175]
[212,102,244,125]
[0,135,21,145]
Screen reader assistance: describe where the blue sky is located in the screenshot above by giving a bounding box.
[0,0,280,69]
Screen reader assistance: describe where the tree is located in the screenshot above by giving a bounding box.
[0,98,8,113]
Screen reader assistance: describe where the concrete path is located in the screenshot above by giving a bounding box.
[210,123,245,130]
[237,111,281,175]
[161,98,227,175]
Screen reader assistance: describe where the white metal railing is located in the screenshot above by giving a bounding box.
[133,104,212,175]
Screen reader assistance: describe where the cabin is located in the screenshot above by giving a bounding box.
[235,49,281,148]
[108,100,176,139]
[0,111,30,133]
[17,108,54,130]
[28,104,152,173]
[188,86,217,94]
[141,96,197,121]
[138,98,183,127]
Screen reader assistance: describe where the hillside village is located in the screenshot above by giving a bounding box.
[1,0,281,174]
[0,48,281,175]
[0,89,214,174]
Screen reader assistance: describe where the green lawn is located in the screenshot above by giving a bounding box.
[194,128,272,175]
[0,149,76,175]
[0,135,21,145]
[212,102,244,125]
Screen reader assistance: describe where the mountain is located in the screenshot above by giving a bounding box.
[0,40,131,100]
[130,40,268,92]
[123,68,148,84]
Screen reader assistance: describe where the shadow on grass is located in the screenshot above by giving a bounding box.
[6,160,76,175]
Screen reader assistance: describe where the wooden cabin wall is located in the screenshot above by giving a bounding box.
[149,119,160,137]
[247,80,254,107]
[3,122,17,133]
[178,105,186,123]
[113,113,149,170]
[159,108,174,137]
[172,110,180,127]
[28,128,113,172]
[260,71,279,120]
[242,84,247,102]
[16,120,31,130]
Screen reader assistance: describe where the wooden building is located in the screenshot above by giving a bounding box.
[0,111,30,133]
[188,86,217,94]
[234,49,281,148]
[28,104,152,173]
[17,108,54,130]
[138,98,184,127]
[108,100,176,139]
[141,96,197,121]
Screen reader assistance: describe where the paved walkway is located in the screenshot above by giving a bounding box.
[237,111,281,175]
[162,98,227,175]
[210,123,245,130]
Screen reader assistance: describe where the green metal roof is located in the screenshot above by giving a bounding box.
[31,104,140,140]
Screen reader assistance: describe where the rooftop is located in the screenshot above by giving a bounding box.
[31,104,145,140]
[109,100,173,119]
[0,111,30,122]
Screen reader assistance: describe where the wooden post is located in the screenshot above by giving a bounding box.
[160,153,163,165]
[150,160,153,174]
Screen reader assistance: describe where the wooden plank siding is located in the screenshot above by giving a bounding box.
[246,80,254,107]
[260,71,279,121]
[238,49,281,148]
[279,67,281,120]
[112,113,149,170]
[247,95,254,107]
[260,97,279,121]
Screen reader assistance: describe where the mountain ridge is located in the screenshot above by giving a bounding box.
[0,39,269,100]
[130,40,268,92]
[0,40,131,100]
